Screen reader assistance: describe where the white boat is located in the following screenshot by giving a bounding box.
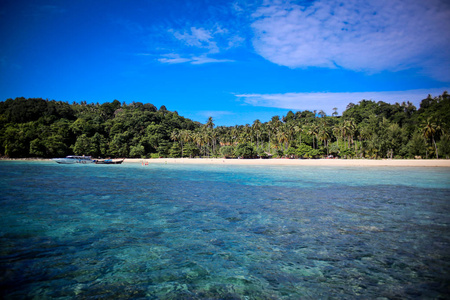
[52,155,94,164]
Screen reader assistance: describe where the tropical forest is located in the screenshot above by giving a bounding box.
[0,92,449,159]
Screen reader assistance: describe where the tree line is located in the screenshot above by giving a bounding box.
[0,92,449,159]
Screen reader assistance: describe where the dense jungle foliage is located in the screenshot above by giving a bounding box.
[1,92,449,159]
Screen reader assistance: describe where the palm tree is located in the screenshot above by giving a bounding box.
[236,125,246,143]
[231,126,239,145]
[307,124,319,149]
[357,125,372,158]
[205,116,215,129]
[202,128,212,157]
[170,130,181,157]
[318,110,326,118]
[268,116,281,152]
[170,130,179,143]
[260,123,270,151]
[276,126,289,152]
[421,118,443,159]
[244,124,252,144]
[332,107,338,117]
[179,129,192,158]
[342,120,356,149]
[218,127,232,146]
[211,129,218,157]
[294,124,303,146]
[285,123,296,148]
[332,123,343,149]
[252,119,262,150]
[318,125,331,155]
[192,131,203,156]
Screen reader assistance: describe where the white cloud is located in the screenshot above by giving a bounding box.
[251,0,450,81]
[157,54,192,64]
[236,88,450,115]
[172,27,220,53]
[157,23,244,65]
[232,2,244,13]
[158,54,234,65]
[190,56,235,64]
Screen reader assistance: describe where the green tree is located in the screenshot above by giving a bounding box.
[406,132,426,158]
[89,133,107,157]
[307,125,319,149]
[157,140,170,157]
[29,134,68,157]
[252,119,262,150]
[285,146,297,157]
[182,142,199,158]
[296,144,313,158]
[318,124,331,155]
[169,142,181,158]
[205,116,215,129]
[73,134,91,155]
[220,145,234,158]
[234,143,255,158]
[332,107,338,117]
[130,144,146,158]
[2,123,36,157]
[109,132,131,157]
[2,93,450,160]
[421,118,444,158]
[437,134,450,158]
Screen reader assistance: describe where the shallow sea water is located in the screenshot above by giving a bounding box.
[0,161,449,299]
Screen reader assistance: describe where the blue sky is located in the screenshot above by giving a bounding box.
[1,0,449,126]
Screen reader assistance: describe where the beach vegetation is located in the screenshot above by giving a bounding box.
[129,144,146,158]
[234,143,256,159]
[284,146,297,157]
[0,92,449,159]
[169,142,182,158]
[257,148,269,158]
[220,145,234,158]
[296,144,313,158]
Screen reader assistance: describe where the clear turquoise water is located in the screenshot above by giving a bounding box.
[1,161,449,299]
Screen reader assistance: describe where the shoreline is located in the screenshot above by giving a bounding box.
[1,158,450,167]
[123,158,450,167]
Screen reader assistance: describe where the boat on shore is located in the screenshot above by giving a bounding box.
[94,158,124,165]
[52,155,94,164]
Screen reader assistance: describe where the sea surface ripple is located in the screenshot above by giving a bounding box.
[0,162,449,299]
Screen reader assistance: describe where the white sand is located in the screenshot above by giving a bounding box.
[124,158,450,167]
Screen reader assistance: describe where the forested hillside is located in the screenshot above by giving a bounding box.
[1,92,449,159]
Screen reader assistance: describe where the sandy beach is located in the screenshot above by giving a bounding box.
[2,157,449,167]
[124,158,450,167]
